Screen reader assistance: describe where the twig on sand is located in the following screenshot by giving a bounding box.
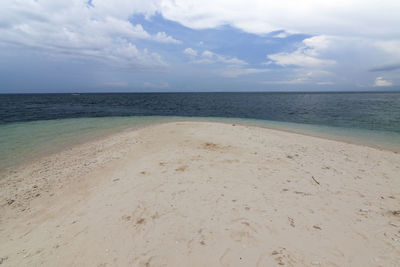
[312,176,320,185]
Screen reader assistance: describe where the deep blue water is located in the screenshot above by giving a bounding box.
[1,92,400,133]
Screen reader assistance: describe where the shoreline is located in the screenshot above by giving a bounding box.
[1,116,399,174]
[212,117,400,153]
[0,116,177,173]
[245,123,400,154]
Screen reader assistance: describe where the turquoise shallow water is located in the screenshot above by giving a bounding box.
[1,116,399,171]
[0,116,174,171]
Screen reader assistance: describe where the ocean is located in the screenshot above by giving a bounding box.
[1,92,400,170]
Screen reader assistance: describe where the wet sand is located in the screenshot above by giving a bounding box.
[1,121,399,266]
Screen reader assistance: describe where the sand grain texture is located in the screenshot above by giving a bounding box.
[1,122,400,266]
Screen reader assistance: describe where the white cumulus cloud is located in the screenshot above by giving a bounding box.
[192,50,247,65]
[159,0,400,38]
[183,48,198,57]
[267,36,335,68]
[0,0,179,69]
[374,77,393,87]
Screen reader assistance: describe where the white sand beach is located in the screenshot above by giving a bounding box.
[1,121,399,266]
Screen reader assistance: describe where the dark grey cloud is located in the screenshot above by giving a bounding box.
[369,64,400,72]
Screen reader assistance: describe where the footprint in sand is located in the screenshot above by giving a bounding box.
[271,248,297,266]
[175,165,187,172]
[229,218,258,242]
[288,217,295,228]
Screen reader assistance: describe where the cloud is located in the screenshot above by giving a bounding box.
[103,81,129,87]
[1,0,399,90]
[184,48,267,78]
[369,64,400,72]
[262,69,333,85]
[183,48,198,57]
[262,79,334,85]
[104,40,167,69]
[143,81,170,88]
[153,32,181,44]
[192,50,247,65]
[218,67,269,78]
[159,0,399,87]
[184,48,266,78]
[0,0,179,69]
[374,40,400,59]
[262,79,307,85]
[272,31,291,39]
[316,82,334,85]
[374,77,393,87]
[267,36,335,68]
[159,0,400,38]
[267,52,333,68]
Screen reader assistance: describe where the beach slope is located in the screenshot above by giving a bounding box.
[1,122,399,266]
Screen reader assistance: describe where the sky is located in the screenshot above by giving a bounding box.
[0,0,400,93]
